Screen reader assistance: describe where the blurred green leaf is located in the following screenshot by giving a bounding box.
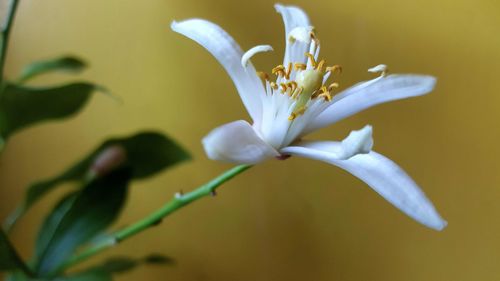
[17,56,86,83]
[0,82,100,139]
[34,168,132,276]
[0,230,30,274]
[33,193,78,260]
[75,254,173,276]
[4,132,190,232]
[4,271,30,281]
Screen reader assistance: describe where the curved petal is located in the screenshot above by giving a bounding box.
[281,142,447,230]
[171,19,264,124]
[241,45,273,67]
[275,4,311,65]
[202,120,279,164]
[304,75,437,134]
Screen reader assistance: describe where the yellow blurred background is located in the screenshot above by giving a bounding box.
[1,0,500,280]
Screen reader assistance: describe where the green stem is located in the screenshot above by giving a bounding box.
[0,0,19,82]
[60,164,252,271]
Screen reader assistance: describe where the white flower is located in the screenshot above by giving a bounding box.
[171,4,446,230]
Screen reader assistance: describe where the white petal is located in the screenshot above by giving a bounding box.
[288,26,314,44]
[304,75,436,134]
[281,143,447,230]
[241,45,273,67]
[340,125,374,159]
[275,4,311,65]
[171,19,264,124]
[368,64,388,73]
[202,120,279,164]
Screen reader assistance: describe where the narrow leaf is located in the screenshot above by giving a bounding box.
[0,82,100,139]
[34,168,132,276]
[17,56,86,83]
[0,230,31,275]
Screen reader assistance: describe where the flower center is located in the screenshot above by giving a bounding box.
[255,30,342,121]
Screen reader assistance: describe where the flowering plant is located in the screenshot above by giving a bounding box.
[0,2,445,281]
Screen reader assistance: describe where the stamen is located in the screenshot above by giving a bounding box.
[327,82,339,91]
[272,65,286,77]
[269,82,278,90]
[294,63,307,70]
[285,62,293,80]
[288,107,306,120]
[316,60,326,72]
[280,83,288,93]
[256,71,269,84]
[326,65,342,74]
[291,87,303,99]
[318,91,332,101]
[305,53,317,68]
[310,31,317,40]
[287,81,298,92]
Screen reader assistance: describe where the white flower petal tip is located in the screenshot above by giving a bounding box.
[368,64,388,73]
[288,26,315,43]
[340,125,373,159]
[202,120,279,164]
[281,143,447,231]
[241,45,274,68]
[170,18,265,125]
[274,3,311,31]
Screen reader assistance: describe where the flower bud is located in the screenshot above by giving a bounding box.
[89,145,127,178]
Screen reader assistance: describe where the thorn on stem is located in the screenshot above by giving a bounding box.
[210,190,217,197]
[175,190,184,199]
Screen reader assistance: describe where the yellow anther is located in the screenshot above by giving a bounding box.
[294,63,307,70]
[305,53,317,68]
[256,71,269,84]
[318,87,332,101]
[318,92,332,102]
[326,65,342,74]
[316,60,326,72]
[272,65,286,77]
[287,81,298,92]
[288,107,306,120]
[280,83,288,93]
[327,82,339,91]
[269,82,278,90]
[284,62,293,80]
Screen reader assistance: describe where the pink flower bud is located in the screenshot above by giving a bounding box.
[90,145,127,178]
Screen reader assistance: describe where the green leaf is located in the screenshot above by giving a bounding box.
[17,56,86,83]
[34,168,132,276]
[33,193,78,260]
[4,132,190,231]
[0,230,30,273]
[0,82,100,139]
[76,254,173,276]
